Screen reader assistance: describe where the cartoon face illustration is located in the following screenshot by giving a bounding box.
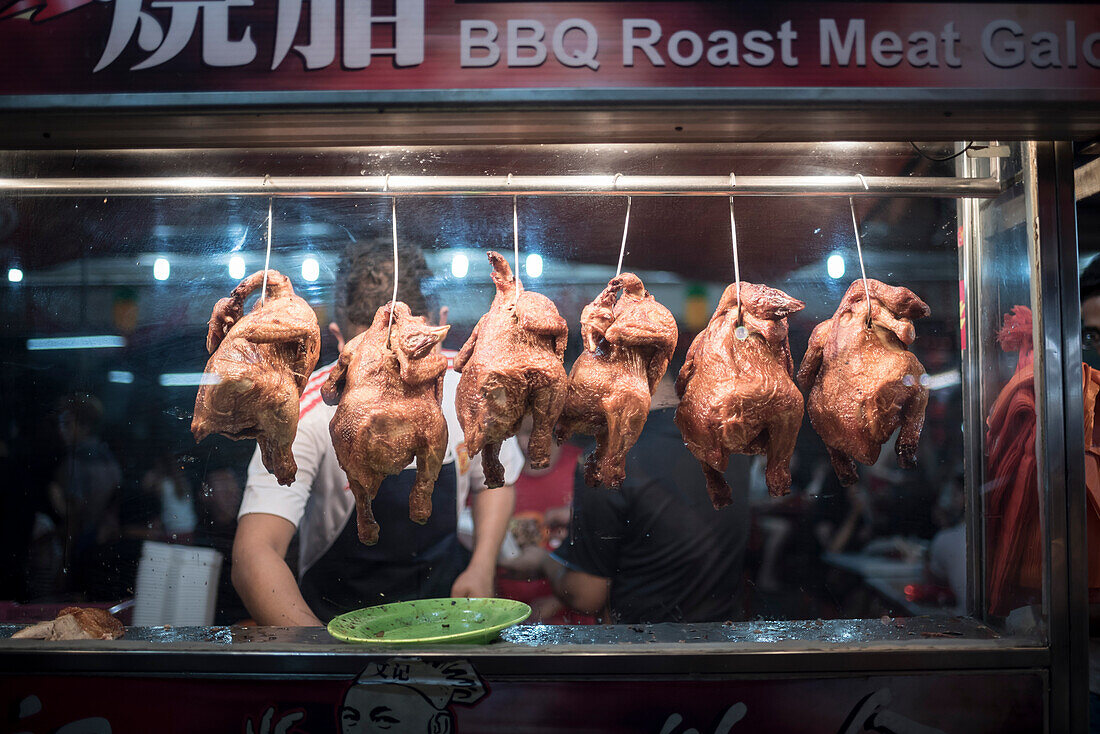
[338,659,486,734]
[340,683,451,733]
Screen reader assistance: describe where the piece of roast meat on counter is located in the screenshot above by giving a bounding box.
[454,251,569,488]
[675,282,805,509]
[12,607,124,641]
[797,278,930,486]
[556,273,678,488]
[321,302,450,545]
[192,270,320,486]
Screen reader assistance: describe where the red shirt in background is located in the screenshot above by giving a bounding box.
[495,443,595,625]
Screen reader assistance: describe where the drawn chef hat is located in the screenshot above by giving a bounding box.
[351,658,488,710]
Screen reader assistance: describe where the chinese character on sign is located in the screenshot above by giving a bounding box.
[94,0,424,72]
[95,0,257,71]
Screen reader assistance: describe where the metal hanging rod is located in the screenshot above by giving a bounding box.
[0,174,1001,198]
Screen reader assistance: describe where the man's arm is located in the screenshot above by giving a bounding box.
[451,484,515,598]
[541,552,609,615]
[232,513,323,626]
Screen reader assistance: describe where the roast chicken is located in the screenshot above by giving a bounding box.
[192,270,320,486]
[675,282,805,508]
[555,273,678,488]
[797,278,930,486]
[321,302,450,545]
[454,251,569,488]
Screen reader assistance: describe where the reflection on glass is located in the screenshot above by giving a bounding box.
[0,143,1026,638]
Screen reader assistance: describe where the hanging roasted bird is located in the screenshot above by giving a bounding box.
[454,251,569,488]
[797,278,930,486]
[675,282,805,509]
[321,302,450,545]
[192,270,320,486]
[555,273,678,488]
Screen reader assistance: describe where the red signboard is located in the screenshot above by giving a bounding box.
[3,660,1044,733]
[1,1,1100,98]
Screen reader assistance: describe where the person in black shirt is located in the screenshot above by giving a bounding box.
[505,381,751,624]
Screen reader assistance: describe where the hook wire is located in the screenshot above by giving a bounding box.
[261,197,273,306]
[386,195,399,344]
[849,174,873,327]
[509,174,520,308]
[615,192,631,278]
[728,173,744,333]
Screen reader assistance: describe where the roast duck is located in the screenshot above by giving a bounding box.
[797,279,930,486]
[192,270,320,486]
[555,273,678,488]
[454,251,569,488]
[675,282,806,509]
[321,302,450,545]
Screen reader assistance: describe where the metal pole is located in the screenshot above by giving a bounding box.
[0,174,1002,198]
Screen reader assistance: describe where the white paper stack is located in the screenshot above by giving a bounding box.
[132,541,223,627]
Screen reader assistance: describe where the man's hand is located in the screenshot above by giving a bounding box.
[233,513,324,626]
[498,545,549,580]
[451,559,495,598]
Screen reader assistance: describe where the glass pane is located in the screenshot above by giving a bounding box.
[0,142,1038,644]
[968,143,1044,637]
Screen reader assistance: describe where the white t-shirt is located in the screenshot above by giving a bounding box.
[238,358,523,576]
[927,523,967,615]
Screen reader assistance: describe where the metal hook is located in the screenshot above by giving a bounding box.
[261,198,273,307]
[848,181,873,328]
[386,195,399,343]
[729,173,743,331]
[616,194,632,278]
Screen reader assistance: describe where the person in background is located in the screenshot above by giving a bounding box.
[1081,256,1100,734]
[232,238,523,626]
[143,453,197,544]
[503,372,751,624]
[925,470,966,615]
[48,393,121,597]
[195,460,250,624]
[494,416,594,624]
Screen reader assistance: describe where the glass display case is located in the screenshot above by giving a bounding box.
[0,137,1085,733]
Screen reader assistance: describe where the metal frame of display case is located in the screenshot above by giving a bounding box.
[0,114,1089,730]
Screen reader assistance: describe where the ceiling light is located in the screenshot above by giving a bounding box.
[27,335,126,351]
[159,372,220,387]
[301,256,320,283]
[108,370,134,384]
[525,253,543,278]
[228,255,246,280]
[451,253,469,278]
[153,257,170,281]
[827,254,845,280]
[7,267,23,283]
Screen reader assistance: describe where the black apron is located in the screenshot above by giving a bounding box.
[300,462,468,623]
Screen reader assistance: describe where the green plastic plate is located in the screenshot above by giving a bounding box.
[327,598,531,645]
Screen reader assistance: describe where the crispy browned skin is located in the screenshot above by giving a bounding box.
[555,273,678,488]
[192,270,320,486]
[797,279,930,486]
[321,302,450,546]
[12,606,124,640]
[454,251,569,488]
[675,282,805,509]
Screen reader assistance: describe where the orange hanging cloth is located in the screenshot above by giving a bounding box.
[986,305,1100,615]
[985,306,1040,616]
